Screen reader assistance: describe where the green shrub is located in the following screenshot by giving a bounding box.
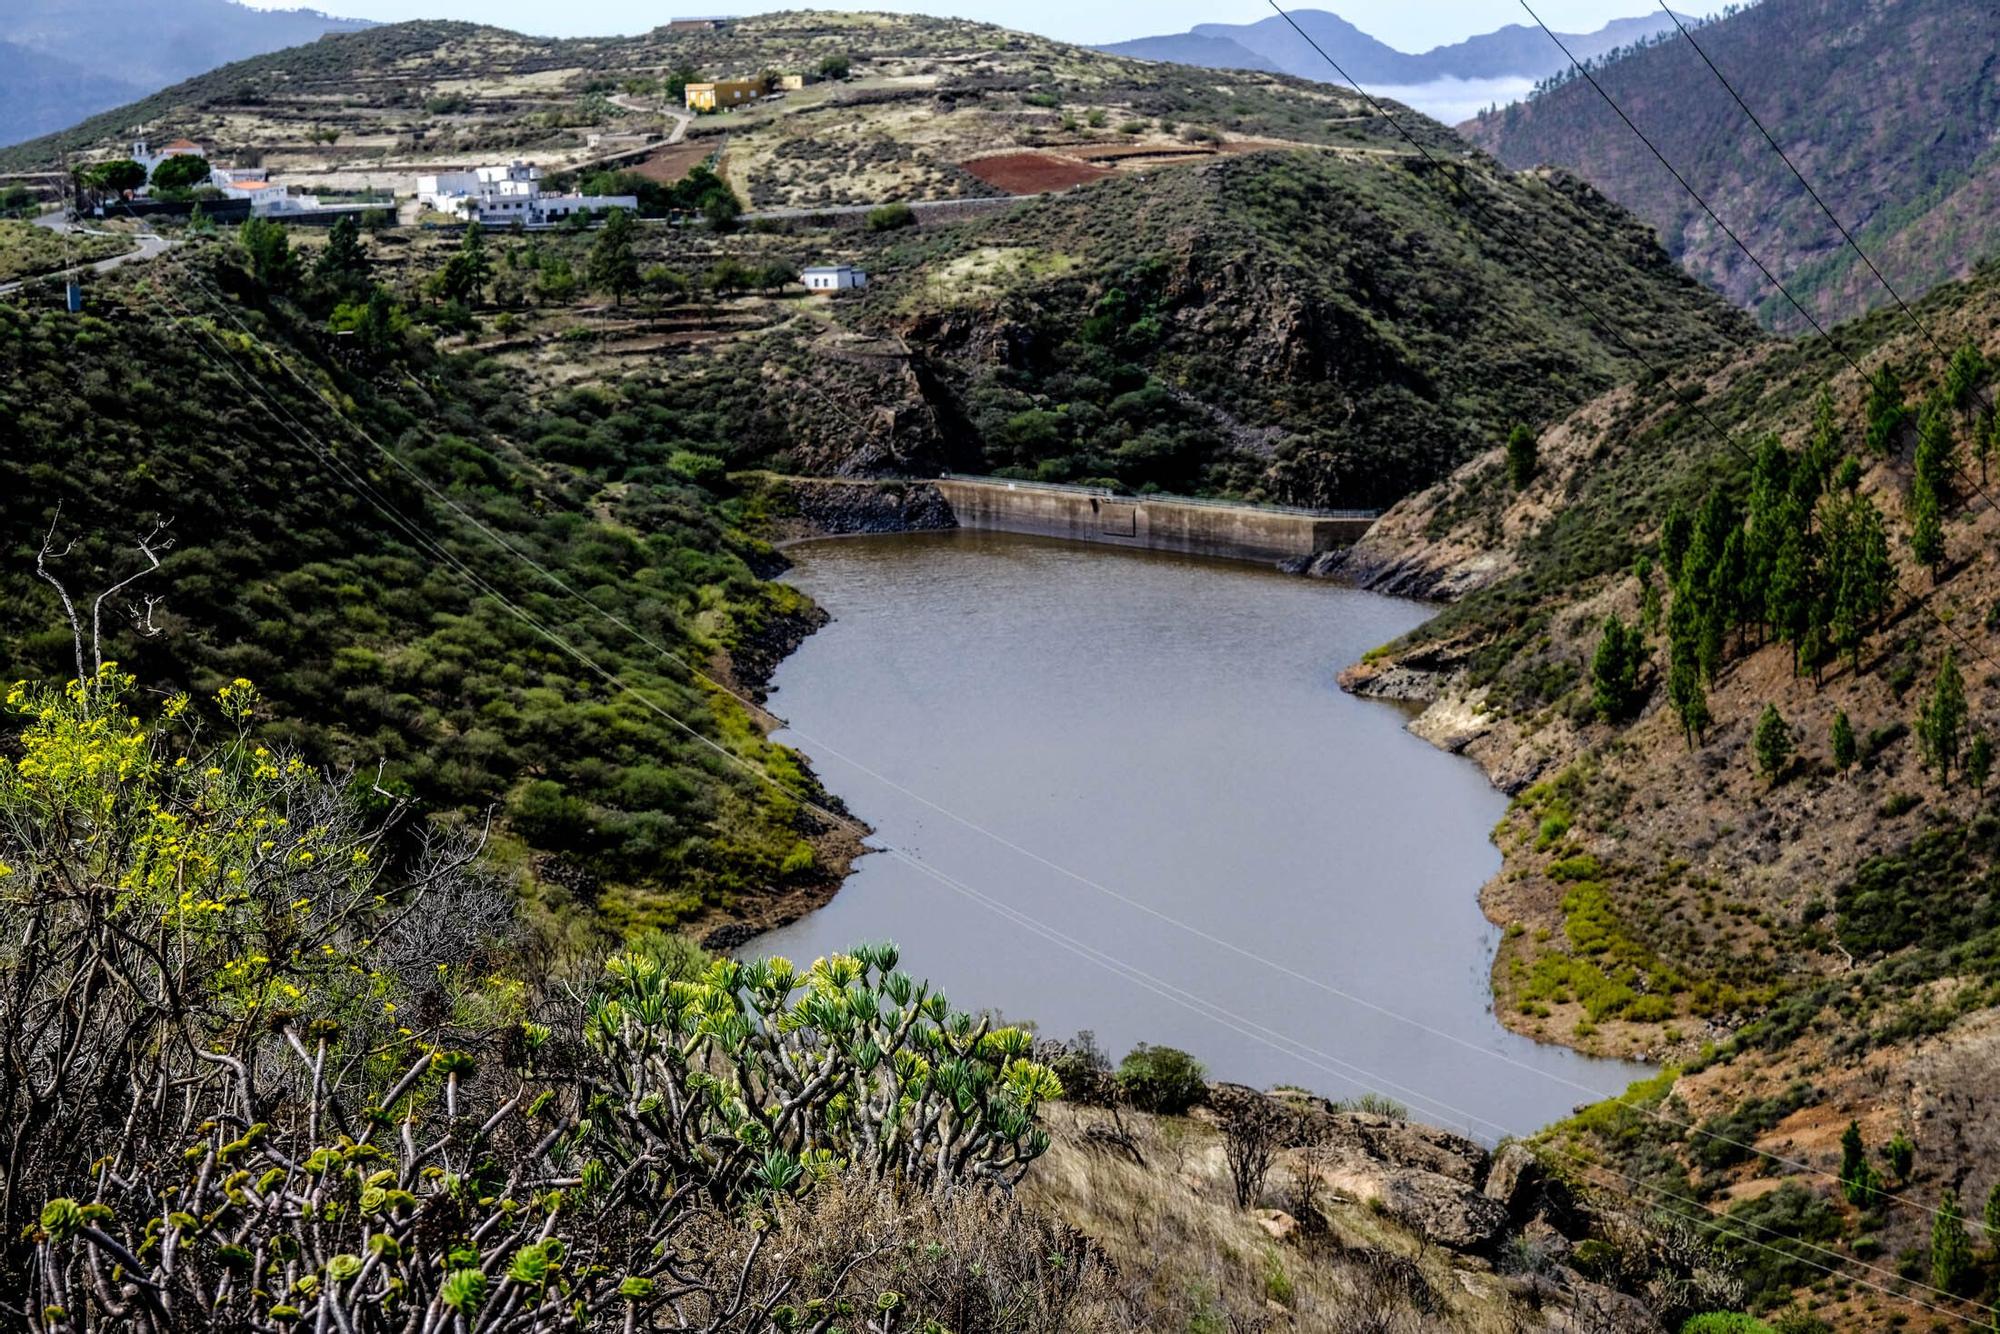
[1114,1043,1207,1114]
[865,201,916,232]
[1681,1315,1776,1334]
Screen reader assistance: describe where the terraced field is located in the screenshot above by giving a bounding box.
[0,11,1451,215]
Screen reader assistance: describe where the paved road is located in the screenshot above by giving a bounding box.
[0,211,174,297]
[608,94,693,145]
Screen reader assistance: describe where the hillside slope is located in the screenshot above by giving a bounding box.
[1463,0,2000,331]
[1337,254,2000,1327]
[0,41,147,150]
[0,12,1756,507]
[0,247,845,946]
[850,148,1753,505]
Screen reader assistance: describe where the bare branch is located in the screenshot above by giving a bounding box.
[90,518,174,673]
[33,508,86,684]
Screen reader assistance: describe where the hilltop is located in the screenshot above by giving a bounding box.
[1463,0,2000,331]
[0,11,1752,506]
[1104,9,1687,87]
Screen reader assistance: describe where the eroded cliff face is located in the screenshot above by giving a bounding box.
[760,331,957,477]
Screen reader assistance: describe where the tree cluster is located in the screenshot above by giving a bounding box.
[1656,395,1896,745]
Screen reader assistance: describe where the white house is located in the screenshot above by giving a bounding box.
[209,165,269,188]
[802,264,867,293]
[416,161,635,226]
[131,138,205,177]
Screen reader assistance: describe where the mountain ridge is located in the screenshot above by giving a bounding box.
[1462,0,2000,329]
[0,0,372,149]
[1100,10,1690,88]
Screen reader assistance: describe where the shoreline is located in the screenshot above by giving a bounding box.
[1337,654,1674,1069]
[677,564,875,954]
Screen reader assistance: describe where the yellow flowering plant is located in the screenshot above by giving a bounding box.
[0,667,514,1264]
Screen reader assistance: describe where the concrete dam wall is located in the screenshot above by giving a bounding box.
[932,477,1374,564]
[767,475,1375,564]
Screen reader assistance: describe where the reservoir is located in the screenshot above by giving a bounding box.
[752,530,1648,1138]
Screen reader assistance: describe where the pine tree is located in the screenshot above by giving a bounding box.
[1767,519,1814,673]
[1885,1129,1915,1182]
[1909,473,1945,581]
[1754,704,1793,782]
[1668,654,1709,749]
[1865,362,1907,455]
[1659,504,1693,582]
[1505,424,1538,491]
[1746,437,1793,639]
[1917,391,1960,502]
[1713,527,1749,658]
[1971,735,1994,797]
[1933,1189,1973,1295]
[1803,389,1841,490]
[1918,650,1969,787]
[1831,711,1857,772]
[1591,615,1644,723]
[433,224,492,305]
[1839,1120,1873,1203]
[1667,575,1710,747]
[1634,555,1662,634]
[1945,338,1988,415]
[311,213,370,293]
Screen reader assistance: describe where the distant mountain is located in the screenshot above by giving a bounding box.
[0,0,371,149]
[1094,32,1281,73]
[1462,0,2000,329]
[1101,10,1689,94]
[0,40,148,149]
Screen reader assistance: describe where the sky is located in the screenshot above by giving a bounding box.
[247,0,1672,48]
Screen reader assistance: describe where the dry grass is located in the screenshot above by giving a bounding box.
[1025,1105,1562,1333]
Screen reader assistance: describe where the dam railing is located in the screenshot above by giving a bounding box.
[936,473,1380,521]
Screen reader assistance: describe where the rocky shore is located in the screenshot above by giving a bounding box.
[765,476,958,541]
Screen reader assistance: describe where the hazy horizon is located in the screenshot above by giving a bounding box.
[238,0,1680,49]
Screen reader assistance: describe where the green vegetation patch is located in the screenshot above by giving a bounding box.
[0,220,131,284]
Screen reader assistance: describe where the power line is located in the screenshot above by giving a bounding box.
[116,253,1517,1140]
[1260,3,2000,682]
[1652,2,1966,372]
[144,195,1985,1227]
[1260,0,1993,1232]
[1513,0,2000,521]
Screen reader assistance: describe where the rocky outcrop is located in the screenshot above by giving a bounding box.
[777,478,957,537]
[1483,1142,1543,1220]
[1328,1163,1513,1254]
[767,333,953,477]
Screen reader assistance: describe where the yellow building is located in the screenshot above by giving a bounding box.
[684,80,763,112]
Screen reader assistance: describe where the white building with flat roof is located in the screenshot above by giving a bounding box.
[802,264,867,293]
[416,161,635,226]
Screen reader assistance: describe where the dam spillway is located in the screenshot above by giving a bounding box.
[775,474,1377,565]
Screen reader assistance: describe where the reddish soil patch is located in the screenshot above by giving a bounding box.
[1068,141,1219,163]
[961,151,1112,194]
[629,139,715,184]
